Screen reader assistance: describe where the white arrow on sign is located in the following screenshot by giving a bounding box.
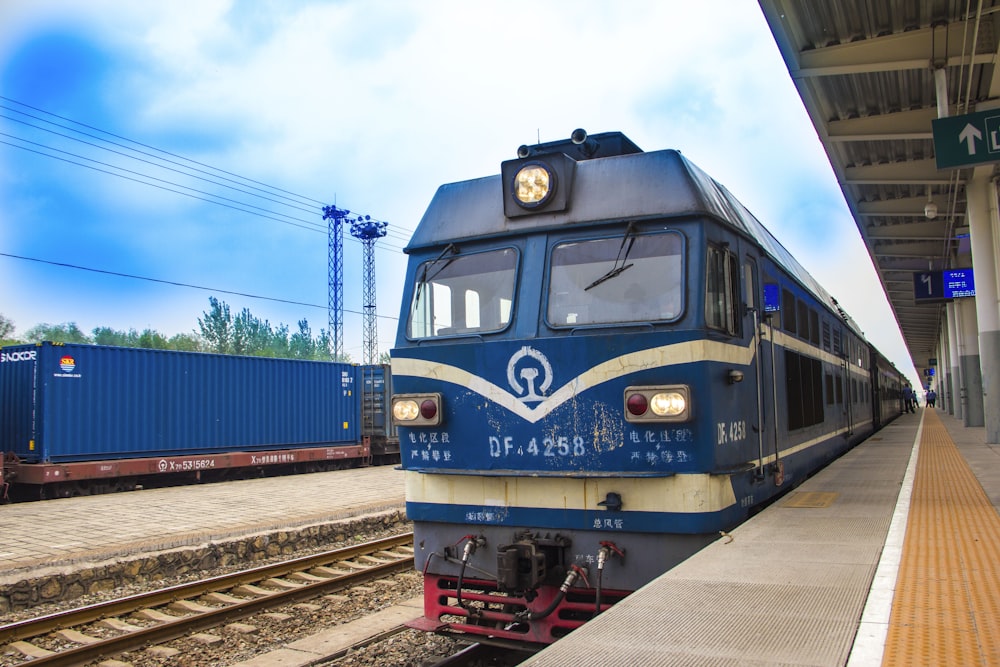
[960,123,983,154]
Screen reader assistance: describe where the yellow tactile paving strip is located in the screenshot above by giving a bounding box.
[883,409,1000,667]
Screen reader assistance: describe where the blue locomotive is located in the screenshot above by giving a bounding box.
[390,130,904,645]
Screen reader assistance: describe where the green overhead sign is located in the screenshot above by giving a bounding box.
[932,109,1000,169]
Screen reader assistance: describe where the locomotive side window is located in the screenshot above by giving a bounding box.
[782,289,796,334]
[547,231,683,326]
[705,244,740,335]
[407,248,517,338]
[785,349,824,430]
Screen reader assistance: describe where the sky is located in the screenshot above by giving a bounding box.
[0,0,920,387]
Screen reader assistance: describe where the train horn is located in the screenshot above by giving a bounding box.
[571,128,599,157]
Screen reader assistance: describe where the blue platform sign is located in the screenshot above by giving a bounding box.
[943,268,975,298]
[933,109,1000,169]
[913,271,945,301]
[914,269,975,301]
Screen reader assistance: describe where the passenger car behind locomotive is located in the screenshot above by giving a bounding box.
[390,130,903,645]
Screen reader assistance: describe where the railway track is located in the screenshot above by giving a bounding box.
[0,533,414,666]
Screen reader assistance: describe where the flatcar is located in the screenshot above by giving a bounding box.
[0,343,398,501]
[390,129,904,645]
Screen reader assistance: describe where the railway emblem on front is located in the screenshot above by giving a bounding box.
[506,346,553,404]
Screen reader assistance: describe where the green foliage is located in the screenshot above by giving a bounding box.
[92,327,171,349]
[168,332,204,352]
[0,313,14,340]
[195,298,339,360]
[24,322,91,344]
[197,296,233,354]
[1,299,373,361]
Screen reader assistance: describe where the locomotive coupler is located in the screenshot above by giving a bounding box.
[496,532,571,592]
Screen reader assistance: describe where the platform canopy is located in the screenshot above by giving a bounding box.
[759,0,1000,376]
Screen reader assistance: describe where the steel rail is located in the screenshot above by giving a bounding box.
[1,533,414,666]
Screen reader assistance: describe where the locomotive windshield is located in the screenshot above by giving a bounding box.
[547,231,684,326]
[407,247,517,338]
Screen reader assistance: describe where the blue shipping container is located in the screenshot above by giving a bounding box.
[0,343,361,463]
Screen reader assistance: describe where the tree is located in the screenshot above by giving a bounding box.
[195,298,339,360]
[233,308,274,356]
[289,319,315,359]
[92,326,131,347]
[24,322,91,344]
[0,313,14,340]
[136,328,170,349]
[197,297,233,353]
[92,326,171,350]
[169,332,204,352]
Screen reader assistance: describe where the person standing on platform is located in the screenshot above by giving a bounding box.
[903,384,915,413]
[927,388,937,408]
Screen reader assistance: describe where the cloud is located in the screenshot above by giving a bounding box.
[0,1,915,378]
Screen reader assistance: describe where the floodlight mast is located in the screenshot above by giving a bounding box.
[350,216,388,365]
[321,205,350,361]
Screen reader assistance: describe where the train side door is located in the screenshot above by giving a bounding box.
[835,326,854,436]
[743,255,767,473]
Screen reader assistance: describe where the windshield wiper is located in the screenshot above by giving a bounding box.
[414,243,458,306]
[585,223,637,291]
[584,263,633,290]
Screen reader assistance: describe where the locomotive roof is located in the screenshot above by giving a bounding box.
[408,147,862,336]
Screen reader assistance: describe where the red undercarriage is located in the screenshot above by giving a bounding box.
[407,574,631,645]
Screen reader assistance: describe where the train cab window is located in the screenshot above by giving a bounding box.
[547,231,683,326]
[705,244,740,335]
[407,247,517,338]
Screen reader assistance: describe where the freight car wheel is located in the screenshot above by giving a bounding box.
[51,482,86,498]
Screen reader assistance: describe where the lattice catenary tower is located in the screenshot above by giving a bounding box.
[350,215,388,365]
[321,205,350,361]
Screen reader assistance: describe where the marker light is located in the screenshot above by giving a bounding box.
[626,393,648,416]
[392,393,443,426]
[419,399,438,421]
[512,163,555,207]
[624,385,691,423]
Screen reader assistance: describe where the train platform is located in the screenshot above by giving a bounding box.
[524,408,1000,666]
[0,465,405,592]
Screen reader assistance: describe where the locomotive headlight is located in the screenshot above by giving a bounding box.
[392,393,443,426]
[512,163,555,207]
[624,385,691,422]
[392,399,419,421]
[650,391,687,416]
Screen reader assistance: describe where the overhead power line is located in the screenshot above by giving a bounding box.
[0,96,325,207]
[0,251,400,323]
[0,96,415,247]
[0,135,410,251]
